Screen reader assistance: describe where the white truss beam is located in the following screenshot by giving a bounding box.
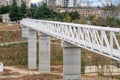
[21,19,120,61]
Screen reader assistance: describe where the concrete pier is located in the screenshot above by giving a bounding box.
[21,25,28,41]
[39,33,50,73]
[62,41,81,80]
[21,25,28,38]
[28,28,37,69]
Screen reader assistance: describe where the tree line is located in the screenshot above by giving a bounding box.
[0,0,26,22]
[27,3,80,22]
[0,1,80,23]
[0,0,120,28]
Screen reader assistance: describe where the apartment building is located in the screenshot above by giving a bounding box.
[0,0,8,7]
[7,0,31,8]
[26,0,31,8]
[46,0,56,6]
[46,0,80,8]
[0,0,3,7]
[0,0,31,23]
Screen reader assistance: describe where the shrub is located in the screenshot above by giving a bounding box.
[79,17,87,24]
[0,16,2,22]
[105,17,118,27]
[117,77,120,80]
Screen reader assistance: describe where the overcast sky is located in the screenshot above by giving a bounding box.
[31,0,119,5]
[31,0,41,3]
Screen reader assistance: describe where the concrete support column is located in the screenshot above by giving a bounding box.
[21,25,28,38]
[62,41,81,80]
[21,25,28,41]
[39,33,50,73]
[28,28,37,69]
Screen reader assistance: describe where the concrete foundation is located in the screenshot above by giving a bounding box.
[28,28,37,69]
[39,33,50,73]
[62,41,81,80]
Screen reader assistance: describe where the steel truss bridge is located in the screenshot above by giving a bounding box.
[21,19,120,80]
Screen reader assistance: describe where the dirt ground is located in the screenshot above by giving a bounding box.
[0,74,62,80]
[0,66,117,80]
[0,23,20,31]
[0,66,63,80]
[0,23,118,80]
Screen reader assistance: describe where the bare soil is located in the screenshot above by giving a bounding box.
[0,24,118,80]
[0,24,20,31]
[0,74,62,80]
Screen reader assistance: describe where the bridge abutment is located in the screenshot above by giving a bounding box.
[62,41,81,80]
[38,33,50,73]
[28,28,37,69]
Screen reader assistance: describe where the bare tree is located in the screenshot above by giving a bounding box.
[98,0,119,19]
[117,1,120,10]
[98,0,110,8]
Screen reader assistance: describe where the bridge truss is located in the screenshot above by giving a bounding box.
[21,19,120,61]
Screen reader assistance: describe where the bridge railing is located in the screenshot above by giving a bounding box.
[21,19,120,61]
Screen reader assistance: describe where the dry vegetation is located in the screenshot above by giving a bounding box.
[0,24,21,43]
[0,23,119,80]
[0,24,20,31]
[0,23,63,66]
[0,42,28,65]
[0,24,27,65]
[51,39,63,65]
[0,40,63,66]
[0,31,21,43]
[0,74,62,80]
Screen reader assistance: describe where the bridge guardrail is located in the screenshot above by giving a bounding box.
[20,19,120,61]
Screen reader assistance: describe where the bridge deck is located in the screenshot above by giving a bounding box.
[21,19,120,61]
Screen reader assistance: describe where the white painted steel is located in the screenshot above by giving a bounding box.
[20,19,120,61]
[0,62,3,72]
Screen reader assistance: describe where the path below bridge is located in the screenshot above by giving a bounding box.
[0,66,63,79]
[0,65,119,79]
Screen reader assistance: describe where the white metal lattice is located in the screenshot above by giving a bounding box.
[20,19,120,61]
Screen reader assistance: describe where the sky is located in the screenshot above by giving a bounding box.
[31,0,119,6]
[31,0,41,3]
[81,0,119,7]
[31,0,119,3]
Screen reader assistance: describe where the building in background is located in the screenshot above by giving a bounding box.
[0,0,3,7]
[74,0,80,7]
[37,1,46,7]
[24,0,31,8]
[8,0,31,8]
[46,0,56,6]
[63,0,80,7]
[0,0,31,23]
[0,0,9,7]
[45,0,80,8]
[56,0,63,7]
[3,0,8,6]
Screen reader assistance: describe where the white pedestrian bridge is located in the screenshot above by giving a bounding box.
[20,19,120,80]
